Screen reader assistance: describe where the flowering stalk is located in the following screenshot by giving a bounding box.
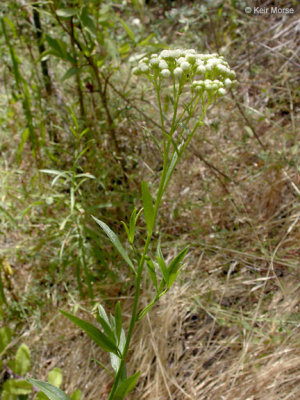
[28,49,236,400]
[107,49,236,398]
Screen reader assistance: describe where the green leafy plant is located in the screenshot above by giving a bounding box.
[29,48,236,399]
[0,326,81,400]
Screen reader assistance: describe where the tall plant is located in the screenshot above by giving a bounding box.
[28,49,236,399]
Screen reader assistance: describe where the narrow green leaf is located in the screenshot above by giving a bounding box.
[96,314,115,341]
[27,379,70,400]
[45,36,74,62]
[98,304,110,325]
[156,246,168,284]
[128,208,137,244]
[138,33,155,47]
[141,181,154,236]
[17,128,29,165]
[92,358,114,377]
[112,371,141,400]
[146,258,157,290]
[92,217,136,275]
[14,344,31,375]
[130,208,143,244]
[56,8,78,18]
[137,297,157,321]
[110,328,125,374]
[115,16,135,42]
[167,246,189,288]
[80,6,97,37]
[60,310,121,357]
[62,67,79,82]
[121,221,130,242]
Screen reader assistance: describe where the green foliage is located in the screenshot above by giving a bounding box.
[0,326,80,400]
[112,371,141,400]
[60,310,122,357]
[0,326,11,352]
[141,181,155,236]
[92,217,136,275]
[27,379,71,400]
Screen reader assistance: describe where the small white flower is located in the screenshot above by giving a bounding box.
[180,61,190,71]
[224,78,232,88]
[139,63,149,73]
[132,18,141,27]
[229,70,236,79]
[150,58,160,66]
[186,54,196,63]
[161,69,171,78]
[197,66,206,75]
[159,60,168,70]
[177,57,186,64]
[132,67,139,75]
[173,49,182,58]
[218,88,226,96]
[174,67,183,77]
[194,85,203,93]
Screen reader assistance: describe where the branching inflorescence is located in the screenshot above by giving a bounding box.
[133,49,236,99]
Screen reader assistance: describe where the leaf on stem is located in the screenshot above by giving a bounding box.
[146,257,157,290]
[112,371,141,400]
[92,217,136,275]
[141,181,154,237]
[60,310,121,357]
[167,246,189,288]
[56,9,78,18]
[26,379,70,400]
[156,245,168,284]
[115,16,135,42]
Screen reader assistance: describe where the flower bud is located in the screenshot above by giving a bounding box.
[139,64,149,73]
[224,78,232,88]
[174,67,183,77]
[161,69,171,78]
[159,60,168,70]
[180,61,190,71]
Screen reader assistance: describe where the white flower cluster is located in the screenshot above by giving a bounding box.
[132,49,236,98]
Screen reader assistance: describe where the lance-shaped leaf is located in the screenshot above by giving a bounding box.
[146,257,157,290]
[167,246,189,288]
[26,379,70,400]
[92,217,136,275]
[156,245,168,284]
[141,181,154,236]
[128,207,143,244]
[96,305,115,340]
[60,311,121,357]
[110,329,126,374]
[115,16,135,42]
[112,371,141,400]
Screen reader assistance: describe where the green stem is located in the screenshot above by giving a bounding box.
[108,83,210,400]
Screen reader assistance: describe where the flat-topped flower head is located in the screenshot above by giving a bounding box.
[133,48,236,98]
